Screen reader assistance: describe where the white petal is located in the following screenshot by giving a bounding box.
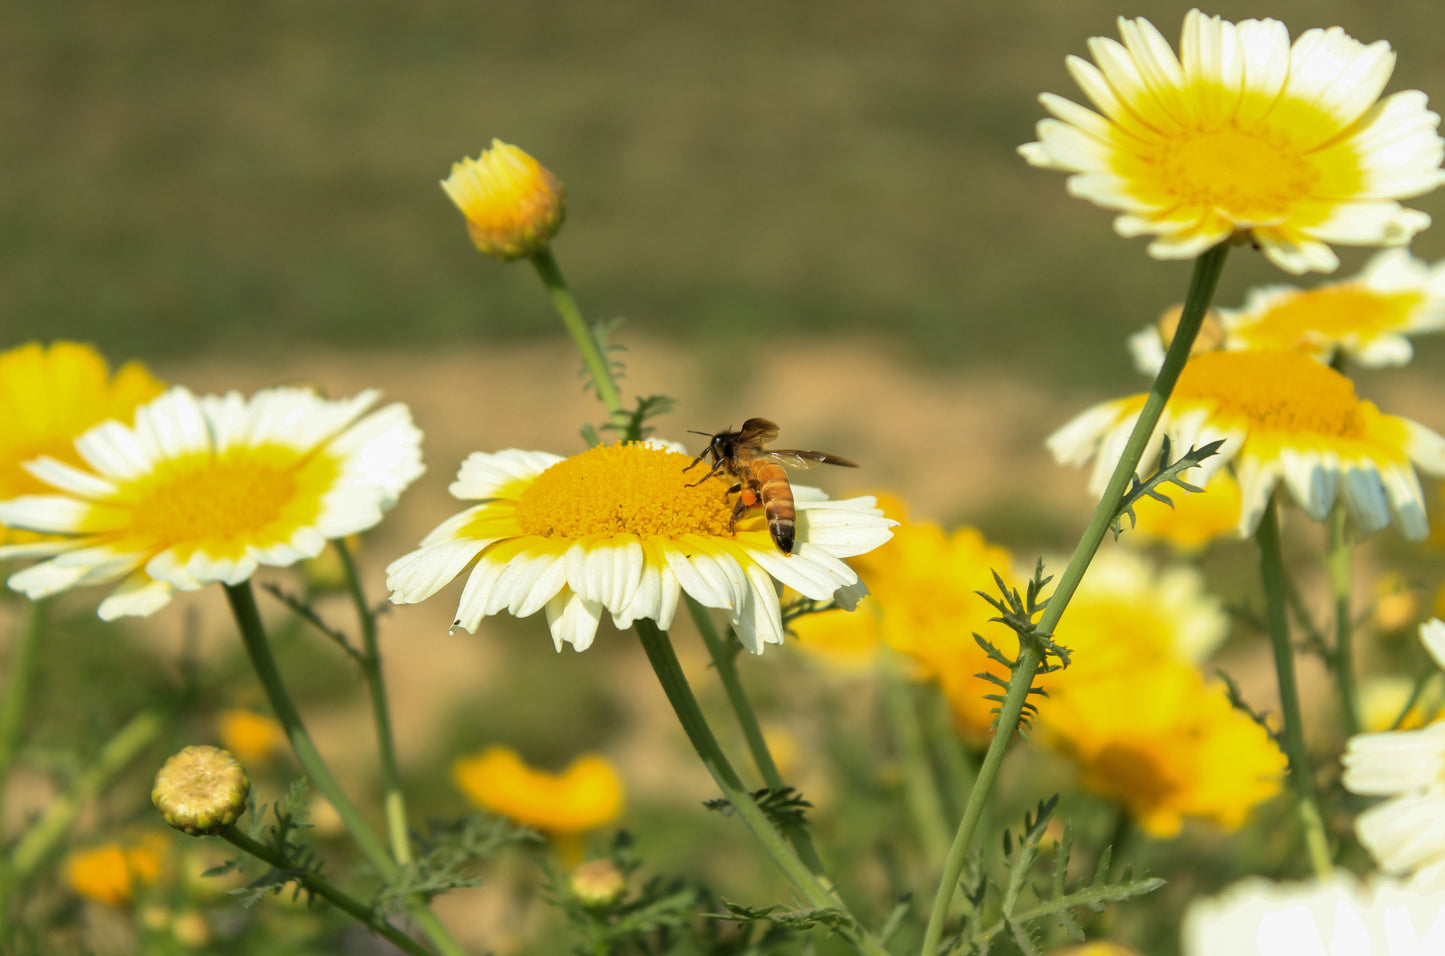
[21,456,117,498]
[1342,724,1445,795]
[386,538,488,604]
[1421,619,1445,672]
[97,574,177,620]
[451,449,563,500]
[0,495,96,534]
[545,590,603,652]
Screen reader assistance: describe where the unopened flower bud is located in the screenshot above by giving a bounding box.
[568,859,626,907]
[441,139,566,260]
[152,746,250,836]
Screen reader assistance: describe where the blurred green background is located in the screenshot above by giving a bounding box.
[7,0,1445,387]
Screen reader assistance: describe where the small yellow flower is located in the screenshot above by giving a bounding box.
[216,709,286,767]
[452,746,623,837]
[387,441,892,654]
[0,341,164,545]
[1050,350,1445,539]
[441,139,566,260]
[1371,571,1420,634]
[0,386,424,619]
[64,832,170,906]
[1021,10,1445,274]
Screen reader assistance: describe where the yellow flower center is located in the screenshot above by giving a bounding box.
[1173,350,1365,437]
[1154,123,1316,220]
[1238,285,1424,349]
[119,446,333,551]
[514,443,735,539]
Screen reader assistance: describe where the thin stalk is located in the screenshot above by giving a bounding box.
[222,583,467,956]
[919,242,1230,956]
[8,709,165,882]
[684,599,830,879]
[880,658,950,863]
[336,539,412,866]
[633,620,889,956]
[1257,497,1333,876]
[220,825,433,956]
[1326,506,1360,737]
[530,246,627,425]
[0,600,44,817]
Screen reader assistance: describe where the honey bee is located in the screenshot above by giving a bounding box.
[685,417,857,555]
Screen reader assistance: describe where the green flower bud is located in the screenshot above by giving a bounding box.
[152,746,250,836]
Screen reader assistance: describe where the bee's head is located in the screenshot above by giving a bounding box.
[688,427,730,462]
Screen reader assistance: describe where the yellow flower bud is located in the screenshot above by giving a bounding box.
[152,746,250,836]
[441,140,566,260]
[568,858,627,907]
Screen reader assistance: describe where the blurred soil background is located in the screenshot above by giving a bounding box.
[7,1,1445,951]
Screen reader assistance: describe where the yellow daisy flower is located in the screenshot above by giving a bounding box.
[216,709,286,767]
[386,441,893,654]
[1020,10,1445,273]
[1048,350,1445,539]
[451,746,623,837]
[441,139,566,261]
[0,341,164,545]
[64,832,171,906]
[0,386,423,619]
[787,510,1013,742]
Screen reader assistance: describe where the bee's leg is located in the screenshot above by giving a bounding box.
[684,458,728,487]
[727,493,750,534]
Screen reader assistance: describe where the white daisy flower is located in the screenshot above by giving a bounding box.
[1182,875,1445,955]
[385,440,894,654]
[1131,250,1445,374]
[0,386,424,619]
[1048,350,1445,539]
[1344,620,1445,892]
[1021,10,1445,274]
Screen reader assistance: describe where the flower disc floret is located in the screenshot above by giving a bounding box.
[515,444,733,539]
[0,386,424,619]
[1048,350,1445,539]
[1021,10,1445,274]
[387,442,895,654]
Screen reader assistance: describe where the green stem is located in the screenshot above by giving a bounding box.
[530,246,627,425]
[633,620,888,956]
[1256,497,1333,876]
[222,583,467,956]
[336,539,412,866]
[1326,506,1360,737]
[881,658,950,863]
[684,599,831,879]
[925,689,977,824]
[0,600,44,820]
[8,708,165,882]
[919,242,1230,956]
[220,825,433,956]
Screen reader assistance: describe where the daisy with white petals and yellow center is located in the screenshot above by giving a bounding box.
[1049,350,1445,539]
[0,386,423,619]
[386,441,894,654]
[1129,249,1445,374]
[1020,9,1445,274]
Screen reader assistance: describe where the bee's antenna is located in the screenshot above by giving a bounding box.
[686,429,714,438]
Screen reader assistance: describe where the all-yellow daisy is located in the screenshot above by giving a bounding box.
[386,441,894,654]
[0,386,423,619]
[0,341,165,545]
[1048,350,1445,539]
[1021,10,1445,273]
[452,746,623,837]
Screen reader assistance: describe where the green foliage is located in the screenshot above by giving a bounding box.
[375,813,540,912]
[217,779,324,909]
[945,798,1165,955]
[975,563,1070,731]
[704,787,813,836]
[1113,436,1225,538]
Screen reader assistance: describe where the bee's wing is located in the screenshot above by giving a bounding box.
[765,450,859,469]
